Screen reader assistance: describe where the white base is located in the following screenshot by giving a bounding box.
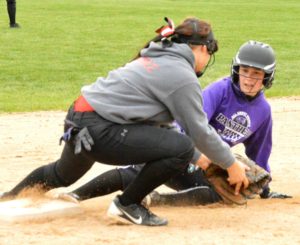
[0,198,82,222]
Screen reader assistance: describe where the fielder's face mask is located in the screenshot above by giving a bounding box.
[195,54,215,78]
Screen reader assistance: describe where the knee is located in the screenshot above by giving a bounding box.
[166,135,195,171]
[189,186,222,205]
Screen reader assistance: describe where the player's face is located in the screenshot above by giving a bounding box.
[239,66,265,96]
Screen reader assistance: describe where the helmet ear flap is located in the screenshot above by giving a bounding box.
[230,60,240,85]
[263,71,275,89]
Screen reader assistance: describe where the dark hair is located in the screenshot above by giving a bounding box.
[132,17,218,60]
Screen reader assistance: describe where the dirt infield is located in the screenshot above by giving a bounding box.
[0,97,300,245]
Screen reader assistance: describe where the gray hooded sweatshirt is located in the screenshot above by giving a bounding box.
[81,42,235,169]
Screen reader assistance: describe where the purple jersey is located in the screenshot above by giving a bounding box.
[173,76,272,172]
[202,77,272,172]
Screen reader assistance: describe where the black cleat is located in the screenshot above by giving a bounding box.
[107,195,168,226]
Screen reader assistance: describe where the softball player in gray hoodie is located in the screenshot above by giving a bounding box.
[1,17,248,226]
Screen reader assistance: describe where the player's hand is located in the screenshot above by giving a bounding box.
[227,160,250,195]
[195,154,211,170]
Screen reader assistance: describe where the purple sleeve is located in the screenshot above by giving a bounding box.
[202,79,225,120]
[243,115,272,172]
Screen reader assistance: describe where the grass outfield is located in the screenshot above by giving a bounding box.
[0,0,299,112]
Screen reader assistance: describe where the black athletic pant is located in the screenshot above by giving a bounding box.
[7,0,16,24]
[6,106,194,206]
[70,165,221,205]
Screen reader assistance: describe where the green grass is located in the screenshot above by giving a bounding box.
[0,0,299,112]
